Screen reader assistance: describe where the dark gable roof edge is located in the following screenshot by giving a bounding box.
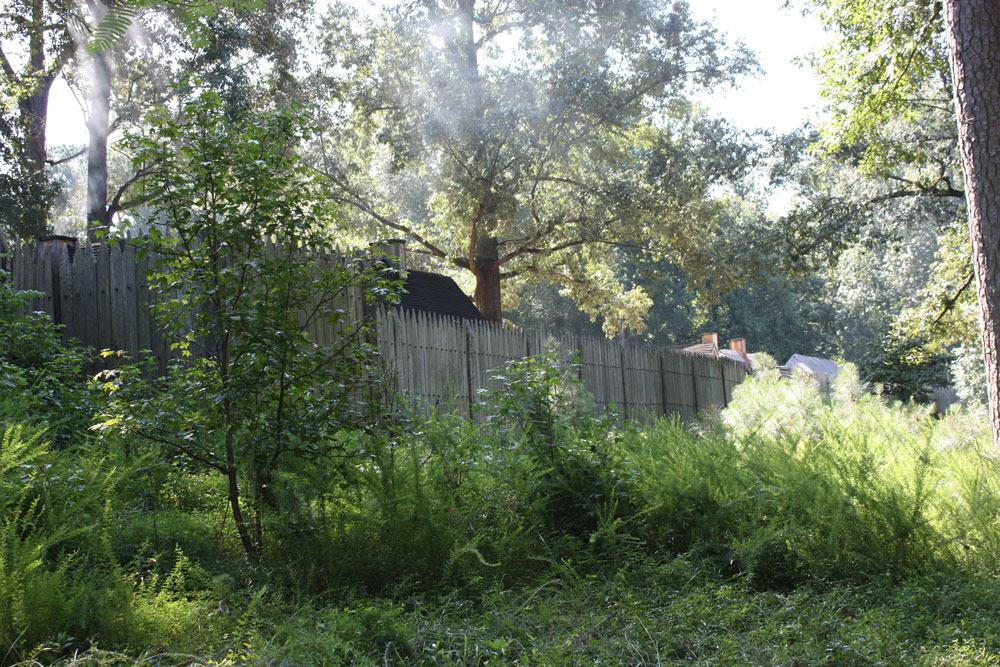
[394,269,487,321]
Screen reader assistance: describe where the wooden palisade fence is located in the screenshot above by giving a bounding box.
[6,239,747,422]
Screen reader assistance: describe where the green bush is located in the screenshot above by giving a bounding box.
[480,352,636,539]
[262,412,539,594]
[257,352,641,594]
[100,91,399,560]
[861,333,953,404]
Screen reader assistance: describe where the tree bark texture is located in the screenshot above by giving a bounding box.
[472,236,502,322]
[944,0,1000,447]
[20,0,51,174]
[17,79,52,176]
[86,0,113,241]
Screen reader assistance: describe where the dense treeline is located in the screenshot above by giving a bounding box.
[5,0,988,410]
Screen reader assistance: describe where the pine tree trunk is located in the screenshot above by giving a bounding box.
[944,0,1000,447]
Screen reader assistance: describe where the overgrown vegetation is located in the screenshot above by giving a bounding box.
[2,256,998,663]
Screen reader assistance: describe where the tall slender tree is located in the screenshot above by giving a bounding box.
[85,0,112,238]
[943,0,1000,445]
[74,0,313,242]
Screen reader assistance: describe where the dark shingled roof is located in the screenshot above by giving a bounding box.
[395,269,487,321]
[720,349,752,368]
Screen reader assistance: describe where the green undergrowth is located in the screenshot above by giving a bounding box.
[19,558,1000,666]
[627,364,997,587]
[3,326,998,664]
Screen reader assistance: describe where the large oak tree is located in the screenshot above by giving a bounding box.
[314,0,754,330]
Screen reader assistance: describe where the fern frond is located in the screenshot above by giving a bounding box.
[0,426,44,481]
[90,7,139,53]
[87,0,265,53]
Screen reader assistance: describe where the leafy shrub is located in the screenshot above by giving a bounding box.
[861,333,953,404]
[101,91,398,560]
[480,352,636,539]
[270,353,635,593]
[264,412,539,594]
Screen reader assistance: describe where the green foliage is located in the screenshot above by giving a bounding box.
[315,0,755,329]
[45,561,1000,666]
[8,342,1000,663]
[626,365,994,589]
[0,425,130,663]
[0,108,55,239]
[258,353,636,594]
[861,333,953,404]
[87,0,266,54]
[101,90,397,558]
[481,352,635,538]
[804,0,950,174]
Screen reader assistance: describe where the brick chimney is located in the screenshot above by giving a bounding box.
[370,239,407,279]
[729,338,752,365]
[701,332,718,347]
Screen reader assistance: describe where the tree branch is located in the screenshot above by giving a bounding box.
[46,39,75,78]
[137,428,229,475]
[46,146,86,166]
[106,166,152,219]
[0,44,17,83]
[933,271,975,324]
[870,185,964,203]
[315,166,452,260]
[475,20,530,47]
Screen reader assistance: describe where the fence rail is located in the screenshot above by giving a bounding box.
[7,239,747,421]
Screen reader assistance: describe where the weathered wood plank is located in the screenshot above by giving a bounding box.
[95,242,111,353]
[122,244,139,360]
[14,243,753,420]
[58,246,73,343]
[110,244,126,353]
[39,246,55,318]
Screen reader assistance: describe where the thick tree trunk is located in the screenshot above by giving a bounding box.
[944,0,1000,447]
[7,0,58,237]
[22,0,50,175]
[472,236,502,322]
[18,82,51,175]
[86,0,113,242]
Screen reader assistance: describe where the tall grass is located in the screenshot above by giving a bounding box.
[626,363,995,587]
